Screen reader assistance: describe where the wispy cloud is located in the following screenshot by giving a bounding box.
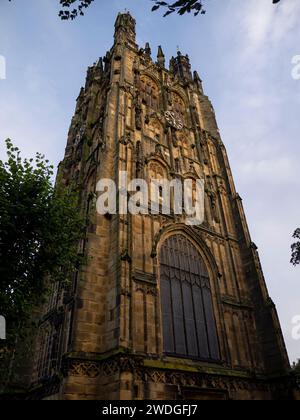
[0,0,299,363]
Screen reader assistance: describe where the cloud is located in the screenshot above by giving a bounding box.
[235,0,300,64]
[0,0,299,364]
[238,156,294,184]
[206,0,300,363]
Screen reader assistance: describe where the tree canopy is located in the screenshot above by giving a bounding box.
[8,0,282,20]
[0,139,85,349]
[291,229,300,266]
[58,0,281,20]
[292,360,300,390]
[293,359,300,373]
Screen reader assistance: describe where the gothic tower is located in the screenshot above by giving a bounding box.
[31,12,291,400]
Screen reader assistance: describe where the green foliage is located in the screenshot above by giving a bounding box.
[293,360,300,373]
[57,0,281,19]
[291,229,300,266]
[292,360,300,390]
[7,0,282,20]
[58,0,95,20]
[0,139,85,345]
[152,0,281,17]
[152,0,206,17]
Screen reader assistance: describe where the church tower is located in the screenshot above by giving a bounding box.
[31,12,291,400]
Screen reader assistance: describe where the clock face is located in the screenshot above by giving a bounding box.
[164,111,184,130]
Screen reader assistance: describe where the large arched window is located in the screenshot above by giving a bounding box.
[160,234,220,361]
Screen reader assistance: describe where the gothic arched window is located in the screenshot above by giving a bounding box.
[160,234,220,361]
[171,92,186,122]
[140,75,159,111]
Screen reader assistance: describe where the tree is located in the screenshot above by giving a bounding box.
[58,0,95,20]
[291,229,300,266]
[151,0,206,17]
[0,139,85,389]
[292,360,300,389]
[151,0,281,17]
[7,0,282,20]
[293,360,300,373]
[58,0,281,19]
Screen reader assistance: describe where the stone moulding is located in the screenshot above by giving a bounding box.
[63,353,144,378]
[61,352,292,397]
[132,269,157,285]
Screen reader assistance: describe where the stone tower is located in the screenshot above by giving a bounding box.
[31,12,291,400]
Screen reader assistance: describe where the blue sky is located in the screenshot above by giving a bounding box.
[0,0,299,363]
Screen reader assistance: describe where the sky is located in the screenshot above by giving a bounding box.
[0,0,299,363]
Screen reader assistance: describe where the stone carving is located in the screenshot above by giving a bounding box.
[135,105,142,130]
[135,284,158,297]
[120,132,131,146]
[135,140,144,177]
[64,355,144,379]
[155,143,163,157]
[148,161,164,178]
[62,355,290,399]
[120,249,132,263]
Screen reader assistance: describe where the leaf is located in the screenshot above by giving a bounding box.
[163,10,174,17]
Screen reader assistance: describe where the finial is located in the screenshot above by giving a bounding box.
[158,45,164,57]
[157,45,165,68]
[145,42,152,57]
[169,56,175,73]
[193,70,203,93]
